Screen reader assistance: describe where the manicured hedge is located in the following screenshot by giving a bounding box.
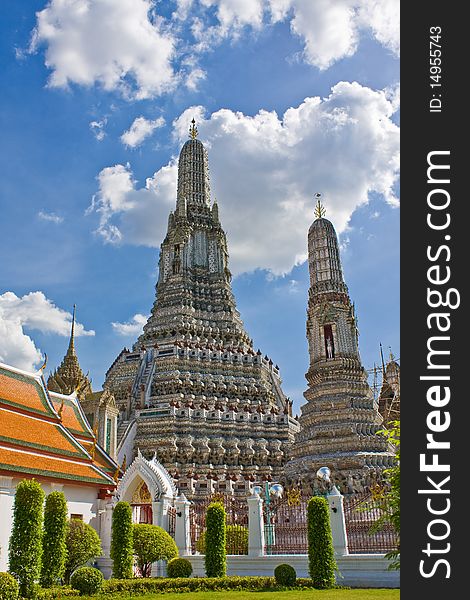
[167,558,193,578]
[8,479,45,598]
[110,502,133,579]
[196,525,248,555]
[0,572,19,600]
[204,502,226,577]
[274,563,297,586]
[307,496,337,588]
[102,575,319,594]
[70,567,103,596]
[41,491,68,588]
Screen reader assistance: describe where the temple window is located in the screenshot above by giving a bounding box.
[324,324,335,359]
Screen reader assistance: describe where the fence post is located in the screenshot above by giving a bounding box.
[174,494,192,556]
[327,486,349,556]
[247,492,265,557]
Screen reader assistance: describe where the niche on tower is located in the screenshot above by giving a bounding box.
[172,244,181,275]
[323,324,335,359]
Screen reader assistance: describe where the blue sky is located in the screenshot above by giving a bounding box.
[0,0,399,414]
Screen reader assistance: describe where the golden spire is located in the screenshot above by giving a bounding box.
[189,118,198,140]
[67,304,76,355]
[314,193,326,219]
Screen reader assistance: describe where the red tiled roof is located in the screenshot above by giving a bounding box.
[0,362,116,488]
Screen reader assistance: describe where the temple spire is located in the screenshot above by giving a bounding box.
[189,118,198,140]
[67,304,77,356]
[314,193,326,219]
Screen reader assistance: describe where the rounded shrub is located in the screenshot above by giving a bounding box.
[196,525,248,555]
[41,491,68,587]
[307,496,337,589]
[64,520,102,584]
[204,502,226,578]
[132,524,178,578]
[8,478,45,598]
[167,557,193,578]
[274,564,297,586]
[0,572,19,600]
[70,567,103,596]
[110,501,133,579]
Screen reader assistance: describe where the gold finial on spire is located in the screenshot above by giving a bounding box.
[39,353,48,371]
[67,304,77,354]
[58,396,65,419]
[189,118,198,140]
[314,193,326,219]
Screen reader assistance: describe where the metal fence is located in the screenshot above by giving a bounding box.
[263,490,398,555]
[167,505,176,539]
[190,495,249,555]
[343,491,398,554]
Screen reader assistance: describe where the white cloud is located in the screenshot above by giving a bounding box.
[89,81,399,277]
[186,0,399,69]
[38,210,64,224]
[30,0,176,99]
[112,313,148,336]
[90,118,107,141]
[0,292,94,372]
[120,116,165,148]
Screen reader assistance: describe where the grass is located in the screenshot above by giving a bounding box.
[81,590,400,600]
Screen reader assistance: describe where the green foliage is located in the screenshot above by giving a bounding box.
[166,557,193,578]
[41,492,68,588]
[69,567,103,596]
[64,520,102,584]
[369,420,401,569]
[0,572,19,600]
[100,575,320,595]
[8,479,45,598]
[307,496,337,589]
[36,587,79,599]
[274,564,297,586]
[204,502,226,578]
[196,524,248,555]
[132,524,178,578]
[110,502,133,579]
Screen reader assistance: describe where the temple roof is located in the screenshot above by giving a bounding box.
[0,361,115,488]
[47,305,92,398]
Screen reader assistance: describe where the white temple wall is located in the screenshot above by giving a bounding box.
[0,476,100,572]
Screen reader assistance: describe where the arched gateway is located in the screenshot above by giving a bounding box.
[116,449,177,531]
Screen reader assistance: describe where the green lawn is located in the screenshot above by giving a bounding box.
[83,590,399,600]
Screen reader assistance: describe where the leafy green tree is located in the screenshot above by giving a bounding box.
[132,524,178,577]
[196,524,248,555]
[369,420,400,569]
[41,491,68,587]
[204,502,226,578]
[8,479,45,598]
[110,501,134,579]
[307,496,337,588]
[64,519,102,584]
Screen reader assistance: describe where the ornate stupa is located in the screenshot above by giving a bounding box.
[285,199,394,493]
[47,305,119,459]
[47,305,92,398]
[105,120,299,497]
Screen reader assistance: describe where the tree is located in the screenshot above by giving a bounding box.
[196,524,248,555]
[204,502,226,578]
[132,524,178,577]
[110,502,134,579]
[8,479,45,598]
[41,491,68,587]
[307,496,337,588]
[369,420,400,569]
[64,519,102,584]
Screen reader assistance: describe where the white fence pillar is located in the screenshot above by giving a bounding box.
[327,486,349,556]
[247,493,265,557]
[96,500,114,578]
[175,494,192,556]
